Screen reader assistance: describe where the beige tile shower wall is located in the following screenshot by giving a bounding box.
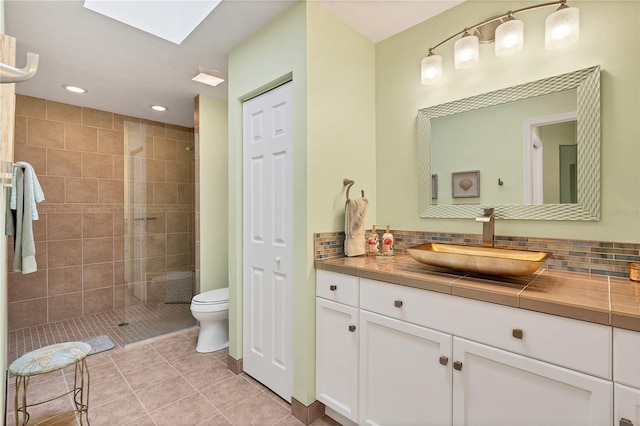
[7,95,195,331]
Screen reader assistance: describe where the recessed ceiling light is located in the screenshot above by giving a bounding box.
[192,68,226,87]
[63,85,87,94]
[150,105,168,112]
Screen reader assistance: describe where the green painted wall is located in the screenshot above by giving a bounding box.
[376,0,640,242]
[226,1,375,405]
[306,0,376,402]
[198,95,228,293]
[227,0,309,400]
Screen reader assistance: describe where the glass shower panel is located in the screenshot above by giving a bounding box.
[122,121,196,346]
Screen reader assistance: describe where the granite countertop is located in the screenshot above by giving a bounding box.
[315,254,640,332]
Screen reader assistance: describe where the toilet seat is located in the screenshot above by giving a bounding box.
[191,287,228,305]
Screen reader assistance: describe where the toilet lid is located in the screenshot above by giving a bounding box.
[192,287,228,304]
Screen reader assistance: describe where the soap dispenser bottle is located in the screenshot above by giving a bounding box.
[381,225,394,255]
[367,225,379,255]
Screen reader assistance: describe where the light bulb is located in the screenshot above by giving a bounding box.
[545,6,579,49]
[421,54,443,85]
[495,19,524,57]
[454,34,479,69]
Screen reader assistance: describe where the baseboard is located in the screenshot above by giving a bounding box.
[291,397,325,425]
[226,355,243,375]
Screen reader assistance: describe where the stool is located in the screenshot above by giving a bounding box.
[9,342,92,425]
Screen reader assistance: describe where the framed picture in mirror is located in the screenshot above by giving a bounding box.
[452,170,480,198]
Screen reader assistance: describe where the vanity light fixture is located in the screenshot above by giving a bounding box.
[150,105,168,112]
[421,0,580,85]
[63,84,87,94]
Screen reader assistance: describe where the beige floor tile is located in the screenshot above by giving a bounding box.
[110,344,163,373]
[150,393,219,426]
[222,392,291,426]
[239,372,268,391]
[123,359,180,391]
[168,350,218,375]
[200,375,262,412]
[136,376,197,412]
[275,414,306,425]
[74,359,120,384]
[211,347,229,361]
[196,414,234,426]
[123,413,158,425]
[151,333,197,359]
[168,352,234,390]
[84,349,117,368]
[86,394,148,426]
[86,374,134,409]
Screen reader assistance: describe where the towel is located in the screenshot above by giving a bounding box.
[6,167,39,274]
[10,161,44,219]
[344,197,368,257]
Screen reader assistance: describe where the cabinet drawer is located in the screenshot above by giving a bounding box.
[360,278,612,379]
[614,328,640,388]
[317,270,359,307]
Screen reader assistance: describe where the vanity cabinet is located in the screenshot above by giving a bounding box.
[453,337,611,425]
[359,310,452,425]
[614,328,640,426]
[316,270,359,422]
[317,270,616,425]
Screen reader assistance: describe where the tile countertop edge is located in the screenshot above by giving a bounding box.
[314,255,640,333]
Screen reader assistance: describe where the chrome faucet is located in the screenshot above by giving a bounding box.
[475,208,495,247]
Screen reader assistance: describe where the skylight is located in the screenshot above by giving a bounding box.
[83,0,222,45]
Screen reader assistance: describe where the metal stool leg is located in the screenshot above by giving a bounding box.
[14,375,30,426]
[73,358,91,425]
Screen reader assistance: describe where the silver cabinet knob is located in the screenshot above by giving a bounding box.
[512,329,524,339]
[329,285,337,291]
[453,361,463,371]
[394,300,403,308]
[439,356,449,366]
[348,325,356,332]
[620,419,634,426]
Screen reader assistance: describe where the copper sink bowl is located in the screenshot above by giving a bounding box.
[407,243,551,277]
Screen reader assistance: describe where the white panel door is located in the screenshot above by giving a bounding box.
[359,310,453,426]
[242,82,293,402]
[615,383,640,426]
[452,337,612,426]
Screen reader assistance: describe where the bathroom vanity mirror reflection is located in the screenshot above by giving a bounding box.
[418,66,600,221]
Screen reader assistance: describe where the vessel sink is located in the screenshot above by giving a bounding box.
[407,243,551,277]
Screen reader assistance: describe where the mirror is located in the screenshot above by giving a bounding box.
[418,66,600,220]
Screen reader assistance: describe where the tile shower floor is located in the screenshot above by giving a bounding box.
[5,327,340,426]
[8,303,196,365]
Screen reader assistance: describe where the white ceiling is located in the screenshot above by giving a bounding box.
[4,0,462,128]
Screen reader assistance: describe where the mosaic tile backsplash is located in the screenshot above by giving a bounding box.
[314,230,640,279]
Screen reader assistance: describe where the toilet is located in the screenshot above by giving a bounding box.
[190,287,229,353]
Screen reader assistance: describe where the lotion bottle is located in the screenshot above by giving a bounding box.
[367,225,379,255]
[381,225,394,255]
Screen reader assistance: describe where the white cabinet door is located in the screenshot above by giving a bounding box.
[614,328,640,389]
[359,310,452,426]
[615,383,640,426]
[452,337,612,426]
[316,298,359,422]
